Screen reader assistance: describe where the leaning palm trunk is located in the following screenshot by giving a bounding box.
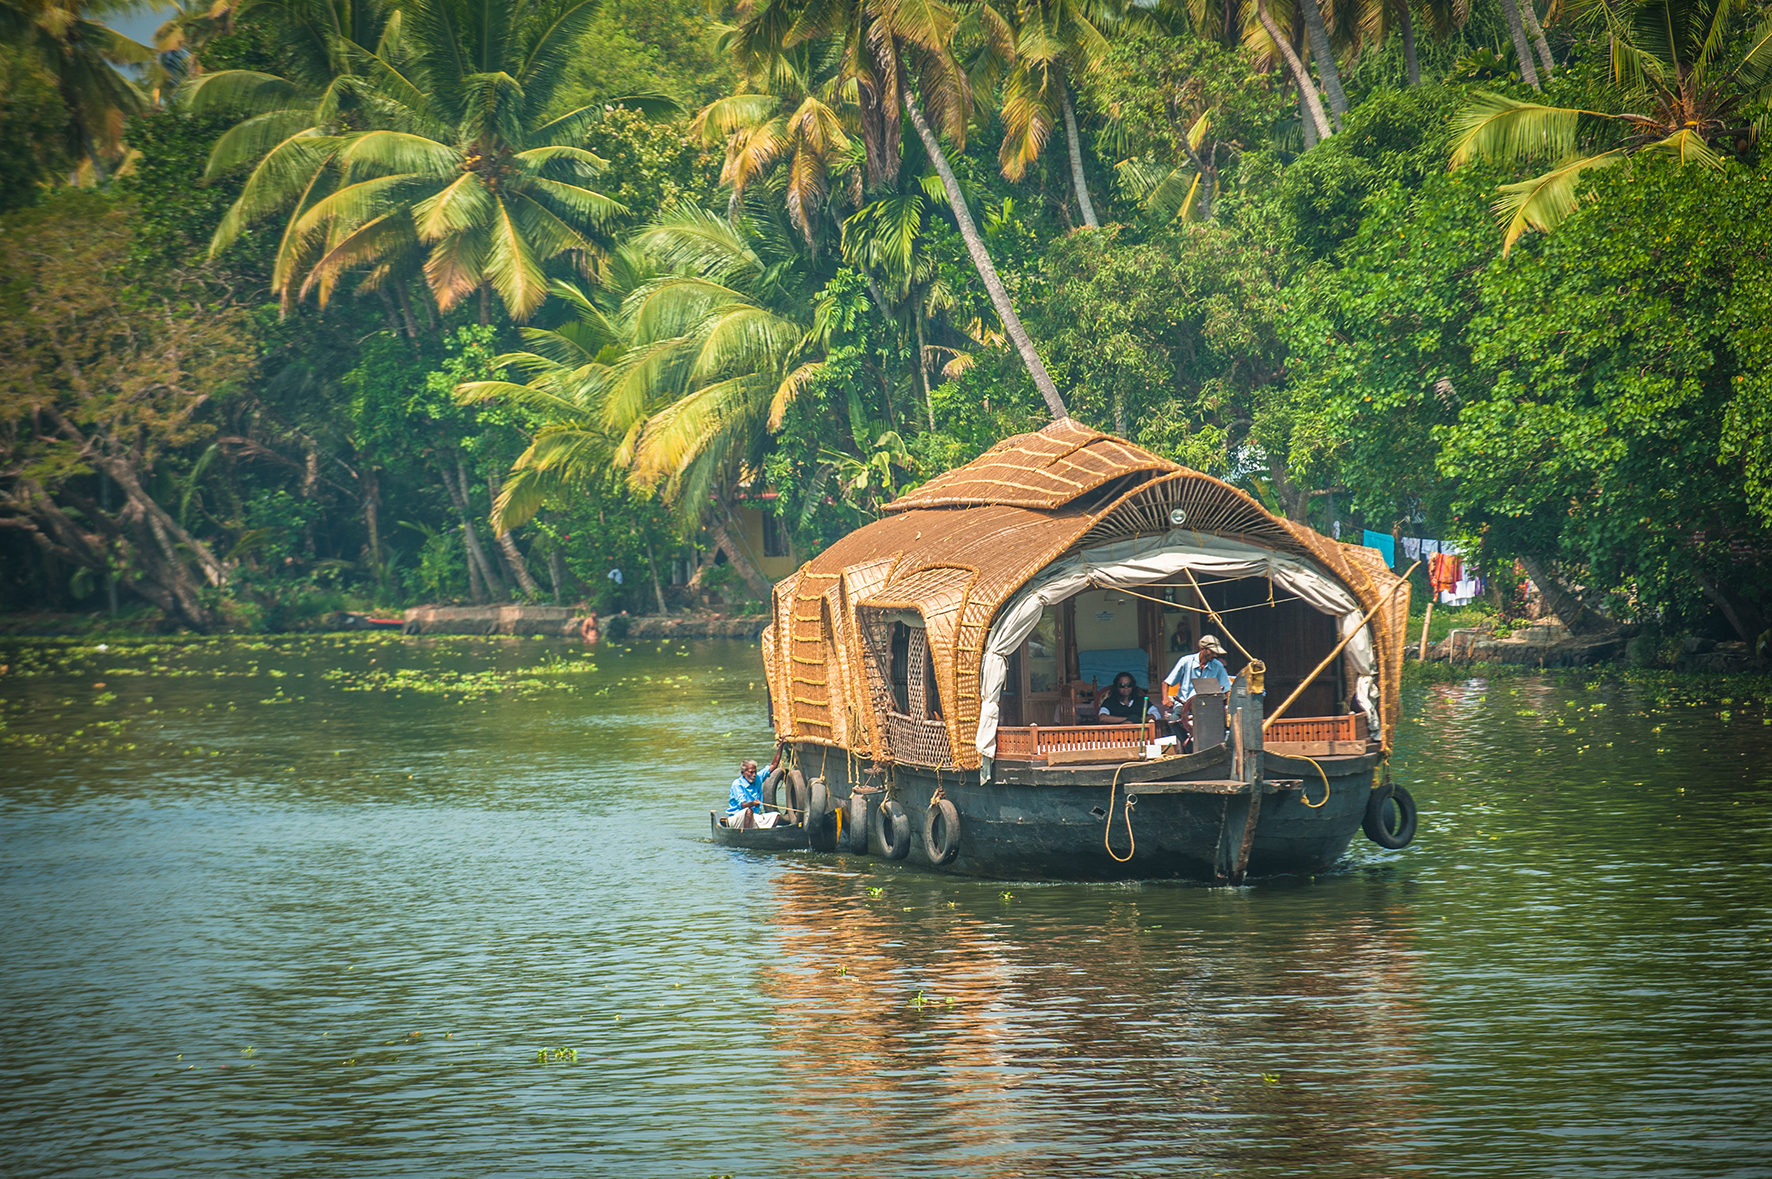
[1297,0,1348,131]
[488,475,542,597]
[1263,1,1333,143]
[707,513,773,604]
[438,460,503,602]
[902,89,1069,421]
[1519,0,1555,79]
[1399,0,1419,86]
[1498,0,1542,89]
[1061,90,1099,228]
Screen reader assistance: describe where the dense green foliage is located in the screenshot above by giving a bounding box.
[1,0,1767,647]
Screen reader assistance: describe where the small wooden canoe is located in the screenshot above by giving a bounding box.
[708,811,807,851]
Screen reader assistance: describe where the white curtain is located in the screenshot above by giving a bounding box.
[976,532,1378,763]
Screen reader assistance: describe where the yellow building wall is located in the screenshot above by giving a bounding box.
[732,504,800,583]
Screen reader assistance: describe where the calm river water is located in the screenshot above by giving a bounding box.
[1,635,1769,1178]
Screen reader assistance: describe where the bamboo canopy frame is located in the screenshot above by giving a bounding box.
[761,420,1409,770]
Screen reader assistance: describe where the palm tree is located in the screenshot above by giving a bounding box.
[1450,0,1771,252]
[1250,0,1333,142]
[722,0,1071,420]
[690,42,858,247]
[1295,0,1348,129]
[192,0,625,322]
[463,206,826,600]
[1,0,152,177]
[1498,0,1542,89]
[184,0,403,306]
[985,0,1112,227]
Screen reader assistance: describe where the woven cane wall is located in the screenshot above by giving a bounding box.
[767,505,1101,768]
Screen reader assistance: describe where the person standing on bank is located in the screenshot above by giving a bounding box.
[1163,634,1232,744]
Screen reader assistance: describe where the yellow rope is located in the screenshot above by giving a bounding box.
[1093,581,1307,616]
[1297,756,1331,809]
[1182,567,1258,664]
[1104,760,1140,862]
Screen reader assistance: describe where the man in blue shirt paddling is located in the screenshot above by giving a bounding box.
[725,758,781,829]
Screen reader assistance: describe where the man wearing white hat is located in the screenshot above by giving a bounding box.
[1163,634,1233,745]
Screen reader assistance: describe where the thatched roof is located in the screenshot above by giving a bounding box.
[883,418,1176,513]
[761,421,1409,769]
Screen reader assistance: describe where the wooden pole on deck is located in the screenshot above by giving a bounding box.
[1264,562,1420,731]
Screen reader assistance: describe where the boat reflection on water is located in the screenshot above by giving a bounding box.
[751,864,1437,1176]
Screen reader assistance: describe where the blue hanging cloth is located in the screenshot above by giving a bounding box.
[1362,529,1397,569]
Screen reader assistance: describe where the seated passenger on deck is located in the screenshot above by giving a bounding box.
[1096,673,1149,723]
[1163,634,1232,741]
[726,759,781,828]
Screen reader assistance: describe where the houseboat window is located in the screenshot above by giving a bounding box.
[761,511,788,558]
[924,644,943,721]
[1027,608,1058,693]
[889,623,911,715]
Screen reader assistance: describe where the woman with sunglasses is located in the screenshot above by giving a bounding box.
[1096,673,1148,723]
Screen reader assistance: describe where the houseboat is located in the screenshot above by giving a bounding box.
[749,420,1417,882]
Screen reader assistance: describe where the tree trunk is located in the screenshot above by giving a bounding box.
[1399,0,1419,86]
[1061,88,1099,229]
[361,465,384,590]
[1297,0,1348,131]
[645,540,668,615]
[547,549,568,605]
[1499,0,1542,89]
[495,529,540,597]
[1519,0,1555,79]
[464,530,488,603]
[1263,1,1333,143]
[913,309,935,430]
[437,458,502,602]
[1298,77,1319,148]
[707,511,773,604]
[901,88,1069,421]
[1266,452,1312,523]
[488,476,541,597]
[375,286,412,350]
[1692,567,1767,645]
[99,472,118,614]
[1519,556,1610,635]
[393,281,423,344]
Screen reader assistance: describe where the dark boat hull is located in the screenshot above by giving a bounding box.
[708,811,808,851]
[784,743,1380,882]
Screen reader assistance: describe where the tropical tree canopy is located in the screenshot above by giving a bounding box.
[1451,0,1772,250]
[190,0,626,319]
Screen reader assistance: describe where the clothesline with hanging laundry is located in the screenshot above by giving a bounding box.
[1359,532,1483,605]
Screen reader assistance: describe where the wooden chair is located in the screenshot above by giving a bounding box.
[1057,678,1101,725]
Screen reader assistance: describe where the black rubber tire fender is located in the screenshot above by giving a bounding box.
[761,765,784,809]
[808,777,840,851]
[846,792,870,853]
[785,769,808,823]
[876,799,911,861]
[1363,782,1418,849]
[924,798,961,866]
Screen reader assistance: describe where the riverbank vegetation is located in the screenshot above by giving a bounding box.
[2,0,1768,655]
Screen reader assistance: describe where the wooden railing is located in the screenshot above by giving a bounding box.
[995,722,1154,762]
[1265,713,1367,744]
